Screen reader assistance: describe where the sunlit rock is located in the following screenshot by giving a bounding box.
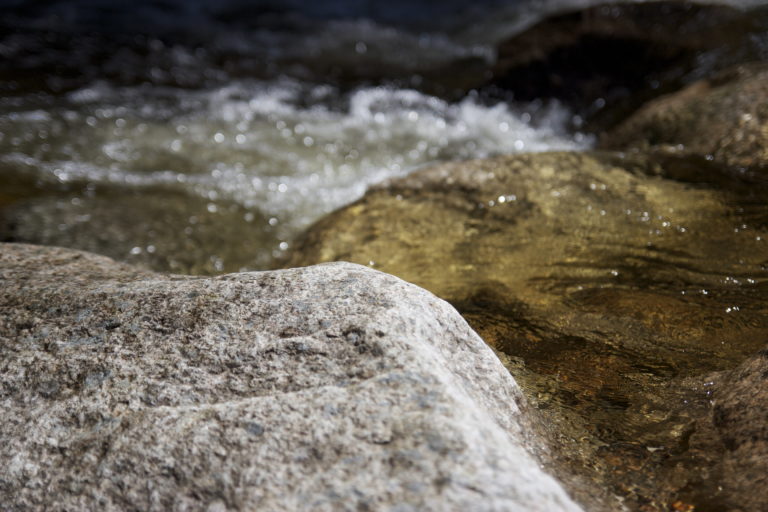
[286,151,768,510]
[0,243,583,512]
[601,64,768,177]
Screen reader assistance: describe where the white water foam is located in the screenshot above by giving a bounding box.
[0,78,592,244]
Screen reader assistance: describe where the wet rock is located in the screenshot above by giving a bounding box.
[670,345,768,512]
[0,243,582,512]
[711,347,768,511]
[601,64,768,178]
[286,151,768,510]
[488,2,768,130]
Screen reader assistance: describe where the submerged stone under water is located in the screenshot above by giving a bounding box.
[285,150,768,511]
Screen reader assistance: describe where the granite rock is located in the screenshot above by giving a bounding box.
[0,243,582,512]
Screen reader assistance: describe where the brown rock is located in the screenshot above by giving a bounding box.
[712,347,768,512]
[601,64,768,177]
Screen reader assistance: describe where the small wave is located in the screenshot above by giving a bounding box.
[0,78,592,243]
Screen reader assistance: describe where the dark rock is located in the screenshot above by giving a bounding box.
[488,2,768,130]
[711,346,768,512]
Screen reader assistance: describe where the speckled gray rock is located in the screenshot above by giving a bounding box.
[0,243,582,512]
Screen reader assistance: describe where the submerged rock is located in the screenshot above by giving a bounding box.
[489,2,768,130]
[601,64,768,177]
[0,243,582,512]
[286,151,768,510]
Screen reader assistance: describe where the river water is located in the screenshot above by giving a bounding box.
[0,0,758,273]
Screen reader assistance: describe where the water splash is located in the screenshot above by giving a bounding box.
[0,77,591,270]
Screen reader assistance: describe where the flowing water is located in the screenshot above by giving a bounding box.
[1,0,759,273]
[0,78,589,272]
[0,0,606,273]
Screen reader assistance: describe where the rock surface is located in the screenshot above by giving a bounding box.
[0,243,582,512]
[601,64,768,176]
[673,345,768,512]
[286,151,768,510]
[489,2,768,130]
[711,346,768,512]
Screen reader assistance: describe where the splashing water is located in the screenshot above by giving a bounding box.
[0,75,590,272]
